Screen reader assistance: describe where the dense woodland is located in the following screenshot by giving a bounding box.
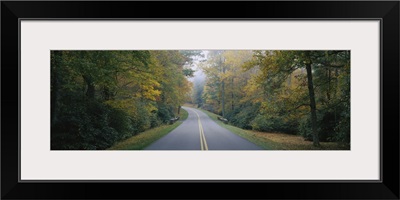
[51,50,350,150]
[51,50,196,149]
[193,50,350,146]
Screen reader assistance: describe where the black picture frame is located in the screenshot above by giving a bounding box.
[2,1,399,199]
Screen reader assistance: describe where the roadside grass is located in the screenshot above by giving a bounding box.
[190,104,349,150]
[180,107,189,121]
[108,109,188,150]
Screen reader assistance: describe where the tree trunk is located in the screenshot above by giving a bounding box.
[83,75,95,99]
[221,79,225,117]
[327,68,331,101]
[334,68,338,125]
[220,55,226,118]
[305,61,320,147]
[231,77,234,111]
[102,86,111,101]
[334,68,338,99]
[287,75,292,95]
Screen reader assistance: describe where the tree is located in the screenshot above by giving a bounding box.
[201,50,224,114]
[244,50,350,146]
[51,50,194,150]
[222,50,253,113]
[303,51,319,146]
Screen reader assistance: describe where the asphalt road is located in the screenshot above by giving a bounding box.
[145,106,262,150]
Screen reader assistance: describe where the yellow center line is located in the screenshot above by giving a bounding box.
[190,108,208,151]
[200,121,208,150]
[199,116,204,150]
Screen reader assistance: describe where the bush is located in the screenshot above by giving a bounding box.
[251,114,284,132]
[299,116,313,141]
[226,103,260,129]
[334,109,350,143]
[51,88,187,150]
[157,103,175,123]
[150,112,162,128]
[129,102,151,134]
[201,104,215,113]
[108,108,134,140]
[51,97,136,150]
[251,114,271,132]
[319,111,337,142]
[80,100,119,149]
[250,112,299,134]
[299,111,342,142]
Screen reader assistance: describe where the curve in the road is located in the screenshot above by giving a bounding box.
[144,106,262,150]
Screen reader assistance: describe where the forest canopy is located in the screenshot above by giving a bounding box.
[51,50,195,150]
[51,50,350,150]
[193,50,350,146]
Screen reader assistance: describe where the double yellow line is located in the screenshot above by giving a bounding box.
[191,109,208,150]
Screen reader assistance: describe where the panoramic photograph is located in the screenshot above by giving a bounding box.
[51,50,350,150]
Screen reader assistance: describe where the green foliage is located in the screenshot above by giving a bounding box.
[251,113,298,134]
[225,102,260,129]
[183,68,195,77]
[334,110,350,143]
[149,112,162,128]
[157,103,175,123]
[107,108,134,140]
[51,50,193,150]
[109,109,189,150]
[129,101,152,134]
[199,50,350,145]
[51,97,133,150]
[299,110,347,142]
[250,114,272,132]
[299,116,313,141]
[318,111,337,142]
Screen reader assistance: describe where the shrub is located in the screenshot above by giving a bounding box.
[334,109,350,143]
[251,114,271,132]
[51,96,137,150]
[157,103,174,123]
[250,112,298,134]
[150,112,162,128]
[226,103,260,129]
[299,111,341,142]
[299,116,313,141]
[108,108,134,140]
